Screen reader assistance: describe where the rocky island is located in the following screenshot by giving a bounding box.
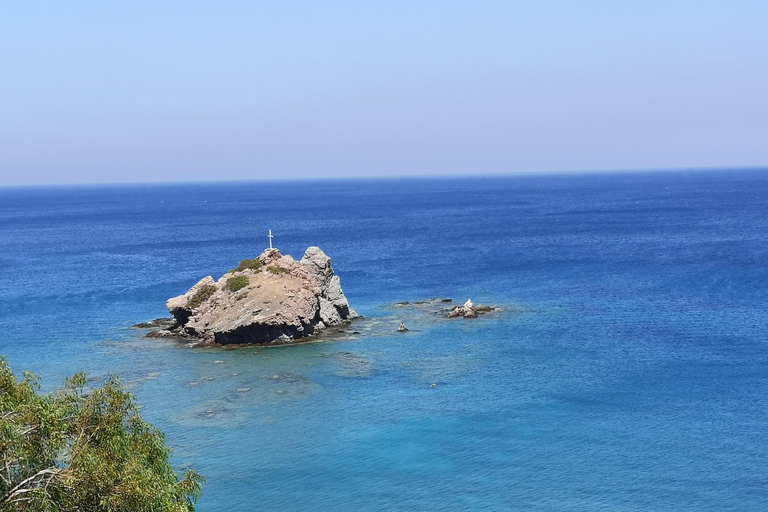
[148,246,358,346]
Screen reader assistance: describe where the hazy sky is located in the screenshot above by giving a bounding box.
[1,1,767,185]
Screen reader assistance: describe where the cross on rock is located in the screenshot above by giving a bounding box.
[268,230,274,249]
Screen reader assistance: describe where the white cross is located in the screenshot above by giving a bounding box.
[268,230,274,249]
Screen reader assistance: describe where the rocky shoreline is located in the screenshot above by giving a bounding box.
[136,295,501,348]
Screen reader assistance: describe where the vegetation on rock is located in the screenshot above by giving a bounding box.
[230,258,262,273]
[226,275,249,292]
[0,357,204,511]
[186,285,217,309]
[266,266,290,275]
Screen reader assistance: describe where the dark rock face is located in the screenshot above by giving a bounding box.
[148,246,358,346]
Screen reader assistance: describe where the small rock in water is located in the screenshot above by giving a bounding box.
[236,387,250,393]
[446,299,495,319]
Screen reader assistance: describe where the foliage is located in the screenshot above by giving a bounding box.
[231,259,263,273]
[0,357,204,511]
[266,266,290,275]
[225,275,249,292]
[186,285,217,309]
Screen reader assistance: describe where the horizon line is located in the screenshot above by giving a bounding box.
[2,164,767,190]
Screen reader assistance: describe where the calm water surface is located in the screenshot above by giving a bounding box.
[1,171,767,510]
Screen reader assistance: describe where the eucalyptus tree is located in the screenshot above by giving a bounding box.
[0,357,203,511]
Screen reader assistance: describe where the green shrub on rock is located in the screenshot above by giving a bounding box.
[267,266,290,275]
[230,258,263,273]
[187,285,217,309]
[226,275,249,292]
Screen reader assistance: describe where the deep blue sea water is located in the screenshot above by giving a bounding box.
[2,170,768,511]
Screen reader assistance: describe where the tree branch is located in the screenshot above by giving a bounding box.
[1,467,63,504]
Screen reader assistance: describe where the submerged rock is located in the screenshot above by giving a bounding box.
[149,246,358,346]
[132,318,176,329]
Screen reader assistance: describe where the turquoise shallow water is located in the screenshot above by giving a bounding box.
[1,170,768,510]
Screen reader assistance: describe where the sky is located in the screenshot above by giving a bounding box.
[1,1,767,186]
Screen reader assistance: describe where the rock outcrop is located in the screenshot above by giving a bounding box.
[447,299,495,319]
[151,247,358,346]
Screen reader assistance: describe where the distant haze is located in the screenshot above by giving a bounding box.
[1,1,767,186]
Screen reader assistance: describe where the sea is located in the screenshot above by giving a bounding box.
[1,170,767,511]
